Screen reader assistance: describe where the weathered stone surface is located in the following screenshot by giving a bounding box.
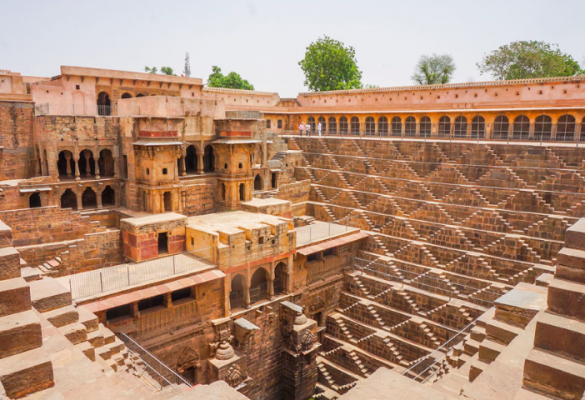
[0,309,42,359]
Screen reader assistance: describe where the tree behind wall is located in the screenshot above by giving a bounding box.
[477,41,584,80]
[144,66,176,76]
[411,54,456,85]
[207,66,254,90]
[299,36,363,91]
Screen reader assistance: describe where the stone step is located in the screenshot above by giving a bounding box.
[524,348,585,400]
[29,277,72,312]
[99,323,116,344]
[107,337,124,355]
[75,341,96,362]
[469,359,490,382]
[478,339,506,364]
[78,306,99,332]
[469,326,486,342]
[20,266,41,282]
[548,278,585,321]
[513,387,552,400]
[486,318,522,345]
[58,322,88,345]
[0,346,53,399]
[534,311,585,363]
[0,247,21,280]
[0,277,31,318]
[0,309,42,359]
[87,329,106,348]
[42,305,79,328]
[96,346,112,361]
[463,339,480,356]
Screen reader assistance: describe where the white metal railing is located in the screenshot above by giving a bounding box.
[69,247,214,299]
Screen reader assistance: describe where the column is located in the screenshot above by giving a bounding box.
[95,156,101,179]
[114,188,120,206]
[287,255,294,294]
[65,152,73,178]
[160,192,165,213]
[38,148,44,176]
[113,156,119,178]
[262,135,268,167]
[73,156,80,180]
[268,262,275,300]
[84,150,92,177]
[197,154,204,174]
[181,156,186,176]
[97,190,103,209]
[76,190,83,210]
[244,280,251,309]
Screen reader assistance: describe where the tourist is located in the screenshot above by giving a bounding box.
[306,123,311,137]
[299,122,305,136]
[318,122,322,136]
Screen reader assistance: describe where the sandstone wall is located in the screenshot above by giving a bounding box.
[0,101,36,180]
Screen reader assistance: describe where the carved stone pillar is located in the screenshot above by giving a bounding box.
[197,154,204,174]
[97,190,103,209]
[73,156,80,180]
[83,150,92,177]
[95,156,101,179]
[65,153,73,178]
[76,191,83,210]
[181,156,186,176]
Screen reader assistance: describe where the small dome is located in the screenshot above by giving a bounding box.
[216,341,235,360]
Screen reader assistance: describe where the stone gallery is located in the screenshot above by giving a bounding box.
[0,66,584,399]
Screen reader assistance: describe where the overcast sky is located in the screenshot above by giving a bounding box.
[1,0,584,97]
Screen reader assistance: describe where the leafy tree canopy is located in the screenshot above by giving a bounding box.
[412,54,456,85]
[477,41,584,80]
[299,36,362,91]
[144,66,176,76]
[207,66,254,90]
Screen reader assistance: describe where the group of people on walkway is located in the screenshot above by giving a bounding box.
[298,122,322,136]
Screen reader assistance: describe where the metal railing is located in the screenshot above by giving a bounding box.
[69,247,214,299]
[34,102,115,116]
[119,332,192,388]
[134,300,201,336]
[249,282,268,303]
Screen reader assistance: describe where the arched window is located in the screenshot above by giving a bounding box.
[274,262,287,295]
[471,116,485,139]
[250,268,268,303]
[185,145,198,173]
[136,94,146,98]
[57,150,75,178]
[307,116,316,132]
[60,189,77,210]
[493,116,510,140]
[328,117,337,135]
[339,116,348,135]
[230,275,245,310]
[254,174,263,190]
[438,116,451,137]
[404,116,416,137]
[97,92,111,116]
[318,116,326,134]
[203,145,215,172]
[419,116,431,137]
[102,186,115,206]
[121,93,132,99]
[82,187,97,209]
[98,149,114,177]
[350,117,360,135]
[29,193,41,208]
[365,117,375,135]
[533,115,552,141]
[512,115,530,140]
[378,116,388,136]
[391,117,402,137]
[556,115,576,142]
[453,116,468,138]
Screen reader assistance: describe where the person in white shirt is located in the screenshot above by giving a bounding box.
[299,123,305,136]
[306,123,311,137]
[318,122,322,136]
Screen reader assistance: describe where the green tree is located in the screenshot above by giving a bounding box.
[144,66,158,74]
[477,41,584,80]
[299,36,362,91]
[412,54,456,85]
[206,66,254,90]
[160,66,176,76]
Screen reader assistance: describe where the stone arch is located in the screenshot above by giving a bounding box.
[29,193,41,208]
[82,187,97,209]
[78,149,96,177]
[203,145,215,172]
[365,116,375,135]
[136,93,146,98]
[328,116,337,135]
[98,149,115,177]
[97,91,111,116]
[405,116,416,137]
[534,114,552,141]
[121,93,133,99]
[254,174,263,190]
[230,274,245,310]
[453,116,468,138]
[318,116,326,134]
[57,150,75,178]
[250,267,269,303]
[438,116,451,137]
[350,116,360,135]
[307,116,315,132]
[493,115,510,140]
[185,145,198,174]
[60,189,77,210]
[419,116,431,137]
[339,116,349,135]
[274,262,287,296]
[378,116,389,136]
[471,116,485,139]
[390,116,401,137]
[102,185,115,206]
[512,115,530,140]
[556,114,576,142]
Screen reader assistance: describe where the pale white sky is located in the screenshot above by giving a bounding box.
[1,0,584,97]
